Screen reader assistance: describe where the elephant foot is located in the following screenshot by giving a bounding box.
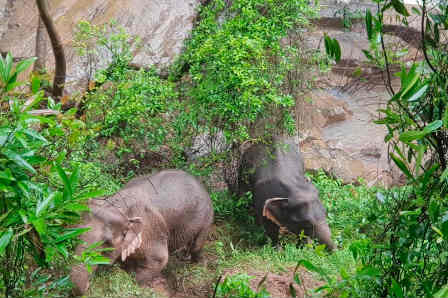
[149,277,171,297]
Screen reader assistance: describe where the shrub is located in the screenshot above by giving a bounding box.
[0,54,99,297]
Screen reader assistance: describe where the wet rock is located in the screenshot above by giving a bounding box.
[0,0,200,92]
[298,89,402,186]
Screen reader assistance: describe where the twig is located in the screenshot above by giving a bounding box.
[212,275,223,298]
[421,0,438,74]
[378,2,395,95]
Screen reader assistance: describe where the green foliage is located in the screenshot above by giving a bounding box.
[0,53,36,94]
[333,5,363,31]
[316,1,448,297]
[85,68,177,143]
[172,0,318,142]
[324,34,341,63]
[310,171,377,245]
[215,273,270,298]
[86,265,157,298]
[74,20,141,81]
[0,55,100,297]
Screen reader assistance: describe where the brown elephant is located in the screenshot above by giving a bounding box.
[70,169,214,296]
[236,136,336,251]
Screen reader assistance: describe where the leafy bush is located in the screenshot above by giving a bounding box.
[0,54,99,297]
[172,0,318,143]
[215,273,270,298]
[322,0,448,297]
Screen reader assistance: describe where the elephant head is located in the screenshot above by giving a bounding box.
[262,185,336,251]
[70,200,144,296]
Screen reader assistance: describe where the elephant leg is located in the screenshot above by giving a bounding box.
[263,217,280,246]
[190,228,209,263]
[71,263,98,297]
[135,246,169,286]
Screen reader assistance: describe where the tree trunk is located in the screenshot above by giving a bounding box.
[35,0,66,98]
[33,14,48,73]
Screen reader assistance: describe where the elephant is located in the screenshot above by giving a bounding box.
[236,136,336,251]
[70,169,214,296]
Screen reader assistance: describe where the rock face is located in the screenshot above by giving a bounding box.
[0,0,200,91]
[291,0,425,187]
[297,89,403,186]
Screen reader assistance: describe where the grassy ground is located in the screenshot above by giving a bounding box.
[83,171,377,298]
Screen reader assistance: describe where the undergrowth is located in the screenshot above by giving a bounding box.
[84,170,377,297]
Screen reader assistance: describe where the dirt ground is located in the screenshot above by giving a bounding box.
[153,242,324,298]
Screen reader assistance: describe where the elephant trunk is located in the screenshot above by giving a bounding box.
[315,221,336,252]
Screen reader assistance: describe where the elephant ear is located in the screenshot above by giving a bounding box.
[262,197,288,227]
[121,217,143,262]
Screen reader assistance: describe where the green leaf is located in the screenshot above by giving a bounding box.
[365,10,373,40]
[31,218,47,237]
[0,55,6,83]
[76,189,106,200]
[401,67,420,99]
[362,49,374,60]
[31,76,41,94]
[4,53,13,83]
[88,255,112,266]
[324,34,341,62]
[441,168,448,181]
[391,278,404,298]
[64,203,89,212]
[55,164,72,201]
[423,120,443,134]
[391,0,410,17]
[358,266,381,278]
[15,57,37,74]
[432,225,443,237]
[422,163,439,185]
[6,81,22,92]
[414,144,425,176]
[2,149,36,174]
[55,244,69,258]
[36,191,57,217]
[332,38,341,62]
[295,259,329,282]
[54,228,90,243]
[324,34,332,57]
[0,228,13,256]
[390,153,414,181]
[399,130,426,142]
[69,166,80,194]
[434,284,448,298]
[289,284,297,297]
[406,84,428,102]
[0,168,15,181]
[22,128,48,144]
[411,7,421,16]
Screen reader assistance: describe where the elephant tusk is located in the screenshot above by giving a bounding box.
[121,248,127,262]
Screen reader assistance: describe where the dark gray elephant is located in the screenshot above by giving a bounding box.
[70,170,214,296]
[236,136,336,251]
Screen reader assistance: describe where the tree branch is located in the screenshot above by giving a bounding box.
[35,0,66,98]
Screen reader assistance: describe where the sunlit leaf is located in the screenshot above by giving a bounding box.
[0,228,13,256]
[390,153,414,181]
[36,192,57,217]
[54,228,90,243]
[434,284,448,298]
[391,278,404,298]
[15,57,37,74]
[2,149,36,174]
[391,0,410,17]
[406,84,428,102]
